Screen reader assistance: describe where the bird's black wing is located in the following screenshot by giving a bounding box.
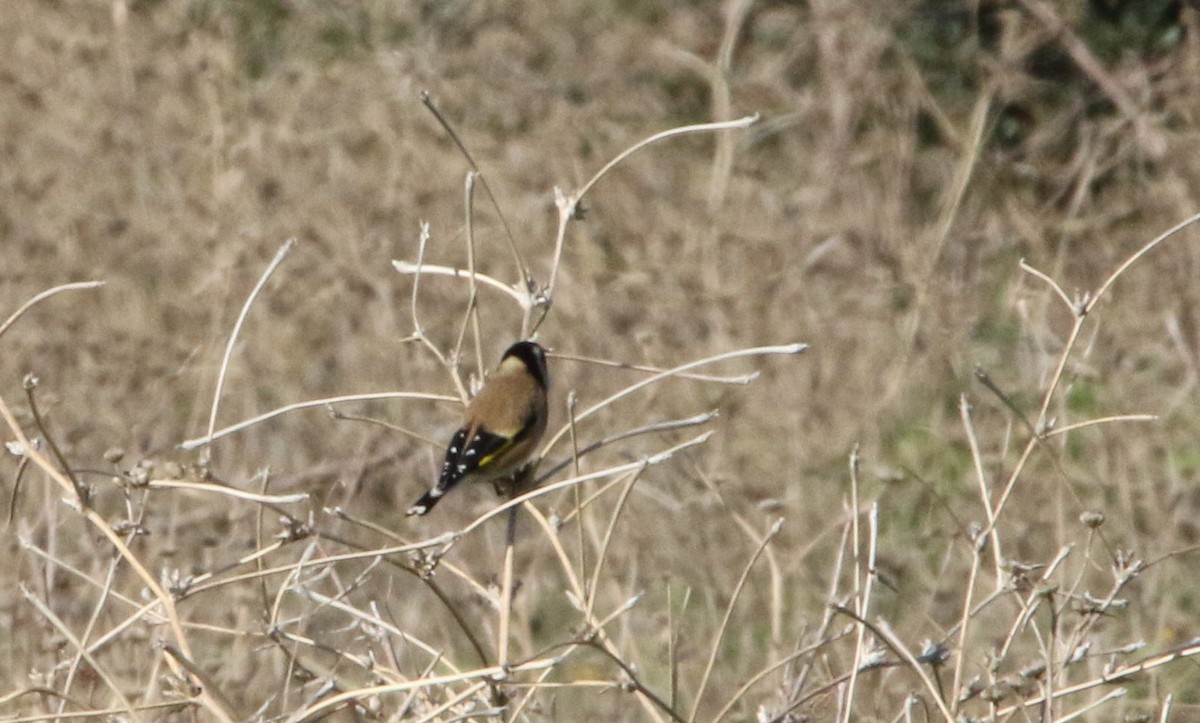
[407,427,509,516]
[445,427,509,482]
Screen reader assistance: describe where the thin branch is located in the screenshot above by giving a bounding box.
[393,259,527,307]
[19,584,137,718]
[1019,258,1073,313]
[0,392,236,723]
[204,238,295,456]
[584,466,646,621]
[689,518,784,722]
[58,557,121,712]
[540,343,806,457]
[1087,211,1200,313]
[24,377,86,504]
[458,433,714,541]
[1023,212,1200,434]
[551,351,759,384]
[830,608,955,723]
[180,391,457,449]
[0,698,198,722]
[145,478,309,504]
[546,115,759,297]
[1041,414,1157,438]
[537,410,718,485]
[578,639,686,723]
[993,639,1200,717]
[711,631,852,723]
[403,221,472,403]
[0,281,105,342]
[420,90,531,288]
[841,447,866,723]
[1053,688,1126,722]
[574,116,759,222]
[161,644,241,719]
[183,435,713,605]
[461,171,485,376]
[497,506,518,672]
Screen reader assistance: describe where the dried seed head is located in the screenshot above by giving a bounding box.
[957,675,984,703]
[982,684,1007,703]
[918,640,951,667]
[130,466,151,487]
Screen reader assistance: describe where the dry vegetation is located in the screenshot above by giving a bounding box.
[4,0,1200,720]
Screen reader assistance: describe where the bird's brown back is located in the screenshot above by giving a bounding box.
[465,356,547,440]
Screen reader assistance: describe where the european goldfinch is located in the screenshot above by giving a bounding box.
[407,340,549,516]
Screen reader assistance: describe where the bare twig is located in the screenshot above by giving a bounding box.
[19,584,137,718]
[711,631,852,723]
[993,639,1200,718]
[180,391,457,449]
[538,410,718,485]
[460,172,485,376]
[24,376,87,504]
[583,466,646,622]
[706,0,754,212]
[1020,258,1073,313]
[147,478,309,504]
[0,392,236,723]
[540,344,806,457]
[58,557,121,713]
[1041,414,1157,438]
[545,115,759,298]
[830,608,955,723]
[393,259,528,308]
[204,238,295,458]
[420,90,531,289]
[496,506,518,673]
[551,351,759,385]
[840,447,867,722]
[0,281,105,342]
[689,518,784,722]
[1088,211,1200,314]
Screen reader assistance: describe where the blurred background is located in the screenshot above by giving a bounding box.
[3,0,1200,718]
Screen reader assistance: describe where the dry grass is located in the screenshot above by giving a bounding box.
[4,1,1200,720]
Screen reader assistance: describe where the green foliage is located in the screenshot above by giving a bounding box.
[971,307,1023,350]
[232,0,291,78]
[1082,0,1185,59]
[1066,378,1099,415]
[886,421,972,501]
[611,0,689,24]
[1171,443,1200,476]
[898,1,984,102]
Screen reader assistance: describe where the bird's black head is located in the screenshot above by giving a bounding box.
[502,340,549,388]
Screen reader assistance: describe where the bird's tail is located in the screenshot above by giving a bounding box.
[406,488,444,516]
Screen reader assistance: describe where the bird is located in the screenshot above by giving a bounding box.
[407,340,550,516]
